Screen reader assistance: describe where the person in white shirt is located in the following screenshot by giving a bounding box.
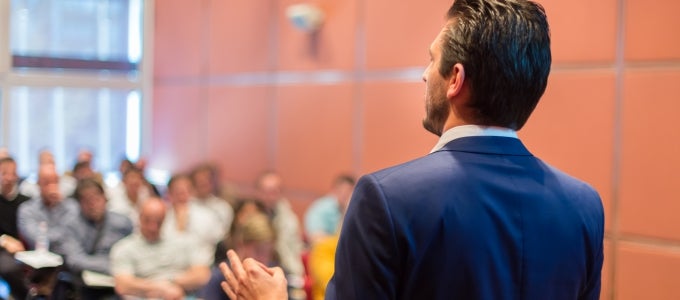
[255,171,304,278]
[190,164,234,239]
[162,174,223,259]
[106,167,151,229]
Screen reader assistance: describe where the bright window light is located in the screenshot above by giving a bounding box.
[128,0,142,63]
[126,91,141,162]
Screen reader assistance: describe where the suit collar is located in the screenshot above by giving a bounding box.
[434,136,533,156]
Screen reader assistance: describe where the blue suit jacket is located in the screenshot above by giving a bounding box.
[326,136,604,299]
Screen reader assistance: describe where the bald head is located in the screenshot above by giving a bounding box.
[38,164,61,207]
[256,171,283,208]
[0,147,9,159]
[77,149,93,163]
[139,197,166,242]
[38,150,55,167]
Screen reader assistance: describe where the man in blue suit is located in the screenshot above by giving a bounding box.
[220,0,604,299]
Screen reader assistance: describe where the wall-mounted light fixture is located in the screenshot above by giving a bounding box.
[285,3,325,33]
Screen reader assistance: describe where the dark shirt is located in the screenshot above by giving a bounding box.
[0,192,30,238]
[200,266,231,300]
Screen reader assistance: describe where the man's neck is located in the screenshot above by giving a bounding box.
[430,125,518,153]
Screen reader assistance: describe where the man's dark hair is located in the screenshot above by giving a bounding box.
[72,160,90,173]
[122,166,144,178]
[440,0,551,130]
[334,174,356,187]
[74,178,105,202]
[167,173,192,190]
[190,163,220,188]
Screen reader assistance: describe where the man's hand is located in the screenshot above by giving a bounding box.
[0,234,25,254]
[220,249,288,300]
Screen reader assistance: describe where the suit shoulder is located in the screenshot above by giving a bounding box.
[532,159,604,218]
[369,152,451,181]
[538,159,601,197]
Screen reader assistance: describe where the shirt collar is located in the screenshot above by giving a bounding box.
[430,125,518,153]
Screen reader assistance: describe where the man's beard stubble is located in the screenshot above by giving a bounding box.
[422,93,449,137]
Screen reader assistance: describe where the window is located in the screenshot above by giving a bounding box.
[11,0,141,71]
[0,0,151,180]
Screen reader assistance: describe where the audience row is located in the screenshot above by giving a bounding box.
[0,149,356,300]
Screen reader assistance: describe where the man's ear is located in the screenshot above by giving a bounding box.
[446,63,466,99]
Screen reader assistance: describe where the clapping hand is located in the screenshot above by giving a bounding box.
[219,250,288,300]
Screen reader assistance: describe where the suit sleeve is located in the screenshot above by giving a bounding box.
[579,190,605,300]
[325,174,400,300]
[579,242,603,300]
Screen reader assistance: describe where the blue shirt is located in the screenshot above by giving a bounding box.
[17,197,78,250]
[55,211,133,274]
[304,195,342,237]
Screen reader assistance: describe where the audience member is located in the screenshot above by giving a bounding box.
[105,157,133,188]
[190,164,234,238]
[255,171,304,278]
[107,167,151,228]
[55,179,133,299]
[60,161,100,199]
[61,149,104,196]
[117,158,134,177]
[72,161,96,181]
[201,212,277,300]
[133,157,161,197]
[213,198,268,264]
[303,174,355,245]
[162,174,223,256]
[109,197,211,299]
[75,149,94,165]
[233,199,268,229]
[17,164,78,251]
[303,175,355,299]
[0,157,31,299]
[19,149,76,199]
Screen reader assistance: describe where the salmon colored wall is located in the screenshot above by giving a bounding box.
[152,0,680,298]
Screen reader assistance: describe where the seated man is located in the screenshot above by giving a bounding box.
[19,149,76,199]
[55,179,133,298]
[303,174,355,245]
[190,164,234,239]
[109,197,211,299]
[0,157,31,299]
[18,164,78,251]
[255,171,304,278]
[162,174,223,260]
[106,167,152,228]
